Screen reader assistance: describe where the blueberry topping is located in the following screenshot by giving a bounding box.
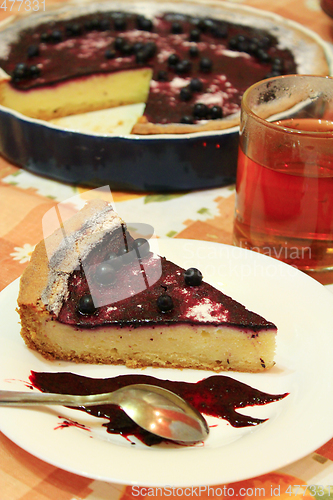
[27,44,39,58]
[256,49,271,63]
[193,103,209,119]
[156,70,168,82]
[114,16,127,31]
[106,251,123,270]
[66,23,82,36]
[171,22,183,34]
[212,24,228,38]
[175,60,192,74]
[133,42,145,54]
[105,48,116,59]
[168,53,180,67]
[78,294,96,315]
[210,105,223,119]
[157,294,173,312]
[133,238,150,258]
[29,65,41,78]
[188,45,199,58]
[114,36,125,50]
[144,42,157,58]
[180,87,193,101]
[50,30,62,43]
[180,115,195,124]
[119,246,136,264]
[199,57,213,72]
[12,63,29,81]
[136,16,153,31]
[99,18,111,31]
[85,17,101,31]
[135,42,156,63]
[40,32,50,43]
[189,29,201,42]
[189,77,203,92]
[184,268,203,286]
[271,57,284,71]
[95,263,116,285]
[120,42,133,56]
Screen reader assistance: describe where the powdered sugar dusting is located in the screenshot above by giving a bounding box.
[185,297,229,323]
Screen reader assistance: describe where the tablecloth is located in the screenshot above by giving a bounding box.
[1,0,333,498]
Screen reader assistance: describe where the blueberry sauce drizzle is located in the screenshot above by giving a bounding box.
[29,371,288,446]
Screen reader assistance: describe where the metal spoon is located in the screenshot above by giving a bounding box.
[0,383,209,443]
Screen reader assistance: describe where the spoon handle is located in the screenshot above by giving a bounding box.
[0,390,114,407]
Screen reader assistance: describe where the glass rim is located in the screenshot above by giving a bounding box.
[241,74,333,137]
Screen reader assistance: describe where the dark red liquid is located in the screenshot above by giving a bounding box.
[29,371,288,446]
[233,118,333,273]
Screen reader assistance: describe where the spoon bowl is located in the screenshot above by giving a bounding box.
[0,383,209,444]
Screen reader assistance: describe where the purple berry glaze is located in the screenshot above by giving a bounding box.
[0,11,297,125]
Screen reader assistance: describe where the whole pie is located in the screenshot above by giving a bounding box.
[0,0,330,134]
[17,199,277,372]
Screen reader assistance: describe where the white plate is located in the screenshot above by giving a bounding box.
[1,239,333,487]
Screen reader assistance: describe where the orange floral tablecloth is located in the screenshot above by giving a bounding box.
[1,0,333,499]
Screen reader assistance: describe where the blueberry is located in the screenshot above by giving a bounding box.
[144,42,157,58]
[175,60,192,74]
[171,22,183,34]
[95,263,116,285]
[271,57,284,71]
[133,42,145,54]
[133,238,150,258]
[189,28,201,42]
[188,45,199,58]
[27,44,39,58]
[210,105,223,119]
[12,63,29,81]
[120,42,133,55]
[168,53,180,67]
[157,294,173,312]
[114,16,127,31]
[66,23,82,36]
[179,87,193,101]
[136,15,153,31]
[189,77,203,92]
[40,32,50,43]
[199,57,213,72]
[114,36,125,50]
[105,48,116,59]
[156,70,168,82]
[85,17,101,30]
[99,18,111,31]
[78,294,96,315]
[29,65,41,78]
[119,246,136,264]
[256,49,271,63]
[135,43,156,63]
[212,24,228,38]
[50,30,62,43]
[106,251,123,270]
[193,103,209,119]
[180,115,194,124]
[135,49,148,64]
[184,268,203,286]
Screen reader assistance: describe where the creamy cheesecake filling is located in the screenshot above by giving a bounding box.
[24,314,276,371]
[0,68,152,120]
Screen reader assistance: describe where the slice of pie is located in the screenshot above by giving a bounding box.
[0,0,330,135]
[17,199,277,372]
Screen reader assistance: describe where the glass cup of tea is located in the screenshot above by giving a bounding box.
[233,74,333,284]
